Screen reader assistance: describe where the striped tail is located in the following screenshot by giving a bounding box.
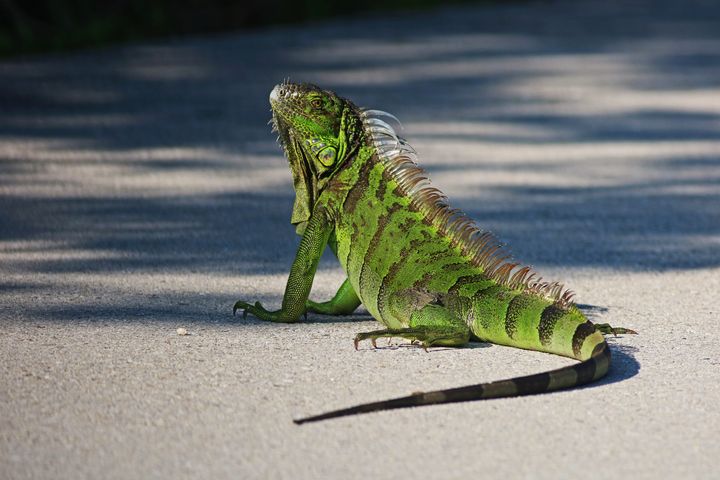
[293,341,610,425]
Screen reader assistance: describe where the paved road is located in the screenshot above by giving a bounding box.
[2,0,719,478]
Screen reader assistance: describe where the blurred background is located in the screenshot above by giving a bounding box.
[0,0,506,57]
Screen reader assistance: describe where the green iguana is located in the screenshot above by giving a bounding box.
[234,81,636,424]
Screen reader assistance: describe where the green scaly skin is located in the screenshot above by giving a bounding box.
[233,82,636,424]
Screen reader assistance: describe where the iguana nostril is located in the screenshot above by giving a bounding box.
[269,85,281,102]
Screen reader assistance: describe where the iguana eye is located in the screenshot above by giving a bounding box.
[310,98,323,109]
[317,147,336,166]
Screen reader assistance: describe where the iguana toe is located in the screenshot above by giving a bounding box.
[594,323,638,336]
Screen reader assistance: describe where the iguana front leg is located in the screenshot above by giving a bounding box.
[234,210,333,323]
[306,278,361,315]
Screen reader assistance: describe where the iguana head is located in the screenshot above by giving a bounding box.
[269,82,363,233]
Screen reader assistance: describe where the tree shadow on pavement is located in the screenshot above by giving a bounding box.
[0,0,718,336]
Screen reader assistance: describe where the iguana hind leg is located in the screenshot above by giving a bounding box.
[355,304,470,350]
[354,327,469,350]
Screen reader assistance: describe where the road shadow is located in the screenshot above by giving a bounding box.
[0,0,718,328]
[591,343,641,387]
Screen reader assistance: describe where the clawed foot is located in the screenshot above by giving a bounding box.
[232,300,266,319]
[232,300,305,322]
[354,329,431,351]
[354,327,469,351]
[595,323,638,336]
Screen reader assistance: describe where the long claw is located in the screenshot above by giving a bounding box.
[233,300,268,320]
[233,300,248,316]
[614,328,638,335]
[595,323,638,336]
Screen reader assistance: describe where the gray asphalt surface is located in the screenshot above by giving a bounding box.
[1,0,719,478]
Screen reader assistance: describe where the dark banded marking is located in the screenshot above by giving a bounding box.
[395,216,417,235]
[411,272,433,291]
[340,158,376,268]
[471,284,498,308]
[513,371,552,395]
[590,342,611,380]
[473,281,497,295]
[345,162,385,277]
[342,156,375,216]
[448,274,488,296]
[439,261,468,271]
[575,355,597,383]
[426,263,483,298]
[294,339,613,424]
[538,304,565,347]
[593,341,609,359]
[379,228,431,287]
[571,321,597,358]
[434,261,476,280]
[376,230,431,319]
[504,294,533,339]
[575,342,608,383]
[358,203,402,295]
[374,169,388,203]
[423,245,458,266]
[409,247,474,295]
[347,214,368,273]
[395,237,461,292]
[472,284,507,331]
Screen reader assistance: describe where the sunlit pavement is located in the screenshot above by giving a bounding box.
[1,1,719,478]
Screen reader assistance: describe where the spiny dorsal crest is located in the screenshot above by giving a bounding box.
[360,109,575,308]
